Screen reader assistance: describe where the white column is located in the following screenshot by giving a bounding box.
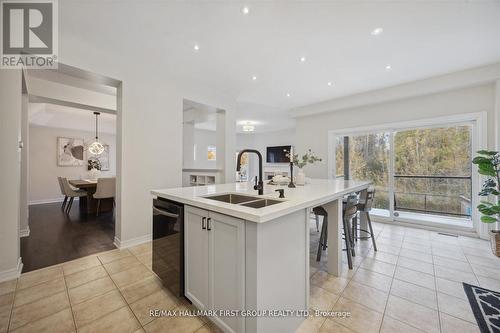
[19,93,29,237]
[324,198,342,276]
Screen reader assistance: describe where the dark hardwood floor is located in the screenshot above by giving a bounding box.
[21,202,116,272]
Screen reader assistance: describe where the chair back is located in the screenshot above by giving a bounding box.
[94,177,116,199]
[57,177,66,195]
[61,177,78,196]
[343,195,358,221]
[358,188,375,212]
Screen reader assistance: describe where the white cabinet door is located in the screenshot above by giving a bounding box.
[185,206,209,310]
[208,212,245,333]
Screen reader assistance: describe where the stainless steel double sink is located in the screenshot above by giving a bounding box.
[202,193,284,208]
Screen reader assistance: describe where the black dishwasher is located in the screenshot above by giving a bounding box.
[152,197,184,297]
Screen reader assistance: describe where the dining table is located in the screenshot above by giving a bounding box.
[68,179,113,214]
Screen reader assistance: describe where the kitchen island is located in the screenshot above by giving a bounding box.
[152,178,371,333]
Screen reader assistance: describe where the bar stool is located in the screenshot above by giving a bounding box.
[314,195,358,269]
[351,188,377,251]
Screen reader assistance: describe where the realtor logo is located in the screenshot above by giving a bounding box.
[1,0,58,68]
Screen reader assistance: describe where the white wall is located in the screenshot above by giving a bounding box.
[0,70,22,281]
[183,128,217,170]
[236,128,296,180]
[28,126,116,203]
[295,84,497,179]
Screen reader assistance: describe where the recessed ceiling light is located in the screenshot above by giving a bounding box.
[371,27,384,36]
[193,44,200,51]
[286,93,291,97]
[252,75,257,81]
[385,64,392,70]
[241,6,250,15]
[327,82,333,86]
[300,56,306,63]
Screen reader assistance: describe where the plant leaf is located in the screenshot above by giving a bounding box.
[481,215,498,223]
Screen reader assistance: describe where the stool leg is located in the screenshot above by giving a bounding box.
[366,212,377,251]
[316,216,327,261]
[315,215,319,232]
[343,217,353,269]
[352,214,357,244]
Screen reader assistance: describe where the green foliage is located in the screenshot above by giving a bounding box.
[291,149,322,169]
[473,150,500,224]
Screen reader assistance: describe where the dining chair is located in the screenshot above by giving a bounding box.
[57,177,68,210]
[61,178,87,213]
[93,177,116,216]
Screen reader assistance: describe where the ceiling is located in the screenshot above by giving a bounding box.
[60,1,500,132]
[29,103,117,134]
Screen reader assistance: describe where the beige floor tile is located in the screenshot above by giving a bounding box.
[471,264,500,280]
[194,323,224,333]
[9,291,69,331]
[98,249,133,264]
[0,293,13,308]
[390,279,437,309]
[0,280,16,297]
[72,290,127,329]
[130,289,178,325]
[62,255,101,275]
[65,265,108,289]
[318,319,355,332]
[110,265,154,289]
[477,276,500,291]
[399,248,433,263]
[9,308,75,333]
[359,258,396,277]
[385,296,439,333]
[104,255,143,275]
[434,249,468,262]
[437,292,477,323]
[120,276,164,304]
[380,315,424,333]
[466,254,500,268]
[397,256,434,275]
[309,286,338,312]
[341,281,388,313]
[351,268,392,292]
[78,306,141,333]
[440,312,480,333]
[363,251,398,265]
[434,266,478,284]
[13,277,66,307]
[68,276,116,305]
[375,244,401,256]
[309,267,319,278]
[331,297,383,333]
[310,271,349,295]
[135,253,154,268]
[129,242,152,256]
[0,304,11,333]
[394,266,435,290]
[435,277,467,300]
[143,305,204,333]
[433,256,473,273]
[17,266,63,290]
[295,315,326,333]
[401,242,432,254]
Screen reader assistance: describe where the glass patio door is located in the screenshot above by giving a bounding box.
[332,123,474,228]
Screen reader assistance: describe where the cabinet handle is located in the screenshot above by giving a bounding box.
[207,218,212,231]
[202,217,206,230]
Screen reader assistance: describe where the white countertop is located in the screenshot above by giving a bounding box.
[151,179,371,223]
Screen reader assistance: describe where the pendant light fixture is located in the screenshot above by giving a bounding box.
[88,112,105,155]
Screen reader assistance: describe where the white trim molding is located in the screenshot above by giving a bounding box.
[29,197,79,205]
[20,226,30,238]
[290,62,500,118]
[0,258,23,283]
[113,233,152,249]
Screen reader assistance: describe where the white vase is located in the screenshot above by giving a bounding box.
[88,168,101,181]
[296,168,306,185]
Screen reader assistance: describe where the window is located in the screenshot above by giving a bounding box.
[332,122,474,228]
[207,146,216,161]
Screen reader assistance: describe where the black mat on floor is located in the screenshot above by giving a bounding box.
[463,283,500,333]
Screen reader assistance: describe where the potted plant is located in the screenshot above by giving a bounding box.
[290,149,322,185]
[472,150,500,257]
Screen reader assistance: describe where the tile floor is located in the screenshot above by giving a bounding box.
[0,220,498,333]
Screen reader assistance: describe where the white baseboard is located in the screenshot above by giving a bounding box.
[29,197,79,205]
[0,258,23,283]
[20,226,30,238]
[114,233,152,249]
